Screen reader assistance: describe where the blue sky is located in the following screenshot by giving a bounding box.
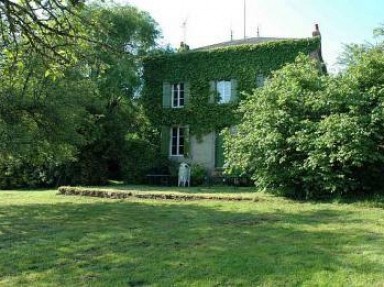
[123,0,384,73]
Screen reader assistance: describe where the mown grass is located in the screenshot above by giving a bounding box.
[0,187,384,286]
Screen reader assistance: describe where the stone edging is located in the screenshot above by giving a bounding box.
[57,186,257,202]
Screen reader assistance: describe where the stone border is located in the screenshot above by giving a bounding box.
[57,186,257,202]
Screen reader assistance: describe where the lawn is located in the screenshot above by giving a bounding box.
[0,187,384,286]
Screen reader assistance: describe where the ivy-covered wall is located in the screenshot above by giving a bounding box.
[141,37,321,147]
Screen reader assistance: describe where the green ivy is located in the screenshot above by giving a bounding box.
[141,37,321,137]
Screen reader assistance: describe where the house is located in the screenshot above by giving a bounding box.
[142,25,325,175]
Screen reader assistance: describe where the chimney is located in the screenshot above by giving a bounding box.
[178,41,190,52]
[312,24,321,37]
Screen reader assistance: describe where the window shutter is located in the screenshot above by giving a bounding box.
[215,131,225,168]
[230,79,238,102]
[160,126,170,155]
[184,82,190,107]
[209,80,216,103]
[162,82,171,108]
[184,126,190,157]
[256,74,265,87]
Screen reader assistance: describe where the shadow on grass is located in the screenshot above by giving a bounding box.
[0,198,383,286]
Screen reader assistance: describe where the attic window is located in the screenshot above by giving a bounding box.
[172,83,185,108]
[216,81,231,104]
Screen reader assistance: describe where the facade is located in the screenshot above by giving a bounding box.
[142,27,324,174]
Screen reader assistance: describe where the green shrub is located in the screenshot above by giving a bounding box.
[122,136,160,184]
[225,53,384,199]
[0,157,64,189]
[190,164,207,186]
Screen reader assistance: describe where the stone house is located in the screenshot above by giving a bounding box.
[142,25,325,175]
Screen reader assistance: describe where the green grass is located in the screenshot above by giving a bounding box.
[1,187,384,286]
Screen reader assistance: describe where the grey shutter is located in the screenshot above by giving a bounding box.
[209,80,216,103]
[160,126,170,155]
[230,79,238,102]
[162,82,171,108]
[256,74,265,87]
[215,131,225,167]
[184,81,190,107]
[184,126,190,157]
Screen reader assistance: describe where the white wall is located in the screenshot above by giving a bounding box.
[190,132,216,171]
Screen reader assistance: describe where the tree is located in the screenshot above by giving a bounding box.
[0,48,99,187]
[224,51,384,199]
[0,0,88,66]
[65,4,160,184]
[0,2,160,188]
[337,43,371,68]
[0,0,95,188]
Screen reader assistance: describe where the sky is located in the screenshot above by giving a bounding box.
[121,0,384,73]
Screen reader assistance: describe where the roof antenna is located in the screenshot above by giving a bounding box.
[243,0,247,39]
[181,17,188,43]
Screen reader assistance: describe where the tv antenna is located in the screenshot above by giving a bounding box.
[181,17,188,43]
[243,0,247,39]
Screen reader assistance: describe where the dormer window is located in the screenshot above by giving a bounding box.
[172,83,185,108]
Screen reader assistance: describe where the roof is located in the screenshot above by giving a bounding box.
[193,37,296,51]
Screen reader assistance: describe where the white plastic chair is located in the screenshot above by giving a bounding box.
[178,162,190,187]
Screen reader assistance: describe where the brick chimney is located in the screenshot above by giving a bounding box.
[178,41,190,52]
[312,24,321,37]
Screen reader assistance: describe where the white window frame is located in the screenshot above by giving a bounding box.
[170,126,185,156]
[216,80,231,104]
[172,83,185,108]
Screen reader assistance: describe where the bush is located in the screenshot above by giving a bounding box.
[225,53,384,199]
[0,157,63,189]
[122,136,160,184]
[190,164,207,186]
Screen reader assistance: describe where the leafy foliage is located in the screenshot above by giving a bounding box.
[0,3,160,188]
[337,43,372,68]
[61,5,160,185]
[225,52,384,199]
[0,0,89,69]
[0,49,95,188]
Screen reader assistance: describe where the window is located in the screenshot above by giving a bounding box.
[163,82,189,108]
[216,81,231,104]
[209,79,238,104]
[172,83,185,108]
[170,126,185,156]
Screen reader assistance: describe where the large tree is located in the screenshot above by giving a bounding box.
[0,2,160,188]
[0,49,98,187]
